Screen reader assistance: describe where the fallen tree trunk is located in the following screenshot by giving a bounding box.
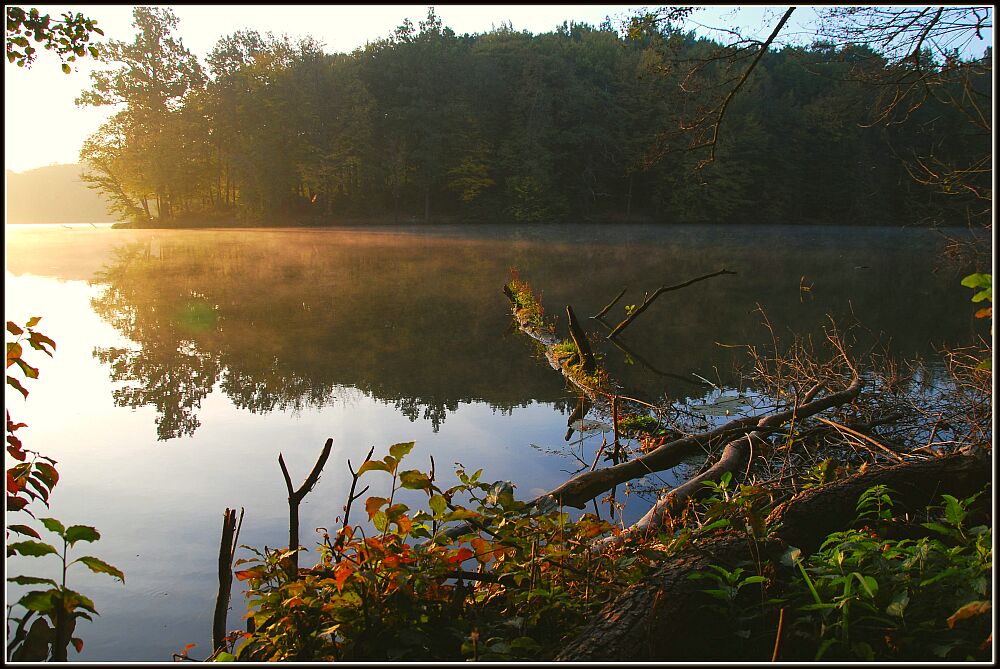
[556,450,991,661]
[534,376,861,511]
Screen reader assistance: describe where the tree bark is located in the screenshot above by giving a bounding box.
[556,450,990,661]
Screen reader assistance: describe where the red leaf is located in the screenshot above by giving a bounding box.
[7,523,41,539]
[448,547,474,564]
[234,567,265,582]
[7,495,29,512]
[71,637,84,653]
[176,642,196,659]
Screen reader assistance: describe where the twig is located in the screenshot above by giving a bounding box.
[607,269,736,339]
[815,417,904,462]
[592,286,628,319]
[771,607,786,661]
[331,445,375,561]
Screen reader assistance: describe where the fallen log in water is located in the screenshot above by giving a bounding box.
[456,275,864,545]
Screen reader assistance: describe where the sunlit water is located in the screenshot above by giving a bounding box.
[4,222,986,660]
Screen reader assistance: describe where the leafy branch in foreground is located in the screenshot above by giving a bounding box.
[5,6,103,71]
[7,519,124,661]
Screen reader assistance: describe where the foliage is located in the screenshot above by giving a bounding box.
[616,413,662,437]
[697,471,778,544]
[6,319,124,662]
[506,270,551,334]
[960,272,992,370]
[782,484,992,661]
[6,318,57,516]
[7,519,124,661]
[72,8,990,227]
[5,6,103,71]
[228,443,656,661]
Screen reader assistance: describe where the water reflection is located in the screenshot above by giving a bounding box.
[74,225,981,441]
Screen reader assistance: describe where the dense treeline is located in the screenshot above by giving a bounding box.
[78,7,992,227]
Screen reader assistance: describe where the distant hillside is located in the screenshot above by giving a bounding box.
[6,163,120,224]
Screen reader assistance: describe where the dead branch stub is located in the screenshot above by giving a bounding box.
[278,438,333,578]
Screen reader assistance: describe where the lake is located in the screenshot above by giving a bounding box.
[4,222,986,661]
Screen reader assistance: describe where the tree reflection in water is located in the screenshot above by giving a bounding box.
[86,226,978,441]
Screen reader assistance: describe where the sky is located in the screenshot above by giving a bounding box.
[3,5,990,174]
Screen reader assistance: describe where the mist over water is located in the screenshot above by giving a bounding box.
[4,223,985,660]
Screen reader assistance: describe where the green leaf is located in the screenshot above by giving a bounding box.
[73,556,125,582]
[7,575,58,587]
[64,525,100,545]
[60,588,98,613]
[13,358,38,379]
[213,651,236,661]
[9,540,58,557]
[886,590,909,617]
[39,517,66,536]
[372,510,388,532]
[18,589,57,613]
[389,441,415,461]
[961,272,991,290]
[399,469,431,490]
[442,508,480,522]
[356,459,392,476]
[7,375,29,399]
[428,494,447,515]
[961,273,992,303]
[33,462,59,489]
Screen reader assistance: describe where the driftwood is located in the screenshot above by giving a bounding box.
[532,375,860,513]
[278,438,333,578]
[600,381,856,546]
[556,450,991,661]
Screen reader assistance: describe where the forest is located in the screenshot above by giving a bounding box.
[77,7,992,228]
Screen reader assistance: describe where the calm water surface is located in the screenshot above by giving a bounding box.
[4,223,984,661]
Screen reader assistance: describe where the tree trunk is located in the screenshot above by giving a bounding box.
[556,450,990,661]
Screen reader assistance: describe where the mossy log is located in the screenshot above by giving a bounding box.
[556,450,991,661]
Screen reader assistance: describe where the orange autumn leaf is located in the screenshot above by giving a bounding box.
[234,567,265,581]
[947,600,991,628]
[470,536,493,564]
[365,496,389,520]
[333,563,352,592]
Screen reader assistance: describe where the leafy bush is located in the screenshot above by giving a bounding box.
[782,484,991,661]
[230,443,655,661]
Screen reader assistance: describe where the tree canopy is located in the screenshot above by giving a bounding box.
[77,7,992,228]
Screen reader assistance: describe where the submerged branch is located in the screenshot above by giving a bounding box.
[606,268,736,339]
